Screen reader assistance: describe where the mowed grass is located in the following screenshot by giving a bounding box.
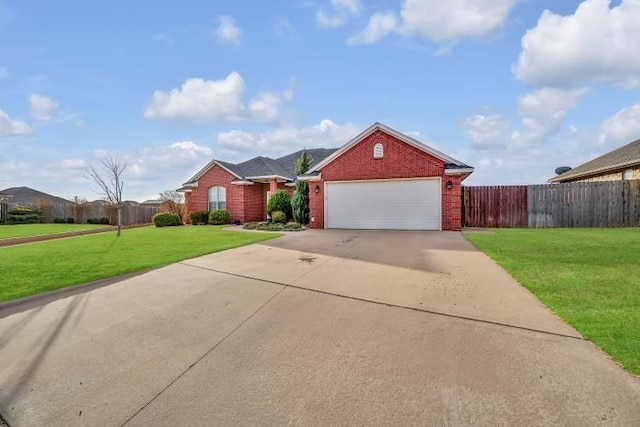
[0,223,108,240]
[465,228,640,375]
[0,226,282,302]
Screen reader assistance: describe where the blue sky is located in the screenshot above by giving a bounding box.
[1,0,639,201]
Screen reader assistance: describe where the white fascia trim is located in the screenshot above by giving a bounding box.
[296,174,322,182]
[245,175,291,181]
[284,182,297,187]
[444,168,475,175]
[309,122,466,173]
[231,180,255,186]
[176,188,193,193]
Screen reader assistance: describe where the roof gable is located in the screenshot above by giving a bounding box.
[308,122,469,173]
[181,148,338,186]
[550,138,640,182]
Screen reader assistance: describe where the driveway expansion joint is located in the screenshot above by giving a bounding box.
[178,262,586,342]
[120,284,287,426]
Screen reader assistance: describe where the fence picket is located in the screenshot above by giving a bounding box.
[464,180,640,228]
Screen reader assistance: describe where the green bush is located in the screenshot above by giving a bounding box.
[87,217,110,225]
[189,210,209,225]
[153,212,182,227]
[271,210,287,224]
[7,206,41,224]
[209,209,230,225]
[53,218,66,223]
[267,190,292,221]
[66,217,75,224]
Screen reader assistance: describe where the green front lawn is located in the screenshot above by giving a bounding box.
[0,223,109,240]
[0,226,281,302]
[465,228,640,375]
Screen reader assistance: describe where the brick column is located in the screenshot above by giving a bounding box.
[269,179,278,194]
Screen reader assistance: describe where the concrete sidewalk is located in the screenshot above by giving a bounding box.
[1,231,639,426]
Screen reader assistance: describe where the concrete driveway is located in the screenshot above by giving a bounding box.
[1,230,639,426]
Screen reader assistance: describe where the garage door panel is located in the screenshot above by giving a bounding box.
[326,179,441,230]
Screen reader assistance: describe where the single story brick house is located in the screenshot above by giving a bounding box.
[549,137,640,183]
[178,122,474,230]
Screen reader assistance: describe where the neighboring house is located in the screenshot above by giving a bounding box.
[0,186,72,206]
[549,138,640,183]
[178,122,474,230]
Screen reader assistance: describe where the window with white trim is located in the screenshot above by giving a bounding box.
[208,186,226,211]
[373,143,384,158]
[623,169,633,180]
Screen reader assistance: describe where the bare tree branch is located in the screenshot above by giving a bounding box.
[84,154,127,236]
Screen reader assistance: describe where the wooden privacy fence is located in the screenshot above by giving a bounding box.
[463,180,640,228]
[3,201,160,225]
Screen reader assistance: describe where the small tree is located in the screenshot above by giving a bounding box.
[267,190,292,221]
[291,150,312,225]
[159,190,185,218]
[85,155,127,236]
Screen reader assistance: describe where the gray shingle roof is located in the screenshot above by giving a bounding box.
[0,186,72,205]
[550,138,640,182]
[182,148,338,185]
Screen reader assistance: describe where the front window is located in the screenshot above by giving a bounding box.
[208,186,226,211]
[623,169,633,180]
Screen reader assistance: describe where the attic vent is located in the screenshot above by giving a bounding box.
[373,143,384,158]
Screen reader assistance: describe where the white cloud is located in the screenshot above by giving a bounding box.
[349,0,518,45]
[400,0,517,43]
[217,119,361,156]
[0,109,33,136]
[462,88,588,151]
[170,141,213,157]
[512,87,588,146]
[514,0,640,88]
[29,94,59,121]
[144,72,293,123]
[597,103,640,147]
[0,66,8,80]
[317,0,362,28]
[463,114,511,149]
[347,12,397,45]
[59,158,86,169]
[144,73,246,122]
[215,15,242,46]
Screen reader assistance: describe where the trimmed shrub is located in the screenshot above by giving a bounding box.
[87,217,111,225]
[189,210,209,225]
[153,212,182,227]
[267,190,292,221]
[271,210,287,224]
[209,209,230,225]
[7,206,42,224]
[66,217,75,224]
[53,217,66,223]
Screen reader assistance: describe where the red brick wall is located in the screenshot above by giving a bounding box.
[184,166,241,224]
[244,184,266,222]
[309,129,464,230]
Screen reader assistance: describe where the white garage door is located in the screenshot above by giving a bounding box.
[326,179,441,230]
